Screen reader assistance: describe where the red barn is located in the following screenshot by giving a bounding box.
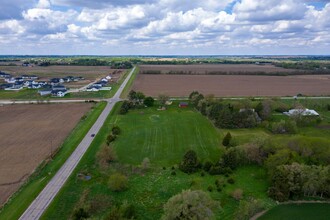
[179,102,188,108]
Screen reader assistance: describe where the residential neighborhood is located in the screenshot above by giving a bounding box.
[0,71,112,97]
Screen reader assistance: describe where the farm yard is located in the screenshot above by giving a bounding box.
[133,74,330,97]
[0,103,93,206]
[139,64,299,74]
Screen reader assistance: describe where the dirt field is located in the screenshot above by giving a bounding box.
[139,64,298,74]
[0,65,124,88]
[0,103,93,206]
[132,74,330,97]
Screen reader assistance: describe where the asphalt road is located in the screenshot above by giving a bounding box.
[19,67,135,220]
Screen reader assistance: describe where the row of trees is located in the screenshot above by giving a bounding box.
[189,91,260,129]
[120,90,154,114]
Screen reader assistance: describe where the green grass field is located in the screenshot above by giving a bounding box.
[0,102,107,220]
[113,105,223,165]
[258,203,330,220]
[41,103,274,219]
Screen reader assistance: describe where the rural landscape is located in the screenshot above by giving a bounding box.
[0,55,330,220]
[1,0,330,219]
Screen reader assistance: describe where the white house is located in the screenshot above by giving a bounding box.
[284,109,319,116]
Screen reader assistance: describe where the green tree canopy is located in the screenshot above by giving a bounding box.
[162,190,219,220]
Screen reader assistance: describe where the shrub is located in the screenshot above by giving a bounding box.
[96,145,117,168]
[215,178,225,188]
[222,132,232,147]
[120,101,132,114]
[106,134,116,145]
[162,190,219,220]
[207,185,214,192]
[111,125,121,135]
[163,167,166,170]
[105,201,136,220]
[108,173,128,192]
[73,208,89,220]
[203,161,213,172]
[208,165,223,175]
[190,178,202,188]
[235,198,265,220]
[179,150,200,174]
[227,178,235,184]
[232,189,243,201]
[143,96,155,107]
[200,171,205,177]
[141,157,150,170]
[171,171,176,176]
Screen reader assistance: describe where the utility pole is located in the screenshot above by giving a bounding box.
[50,139,53,159]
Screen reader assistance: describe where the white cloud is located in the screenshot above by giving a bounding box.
[37,0,51,9]
[233,0,307,22]
[0,0,330,54]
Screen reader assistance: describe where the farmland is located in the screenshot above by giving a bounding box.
[139,64,298,74]
[133,74,330,97]
[0,103,93,206]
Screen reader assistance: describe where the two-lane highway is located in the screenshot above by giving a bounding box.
[19,67,136,220]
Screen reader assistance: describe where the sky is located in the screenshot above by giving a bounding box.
[0,0,330,55]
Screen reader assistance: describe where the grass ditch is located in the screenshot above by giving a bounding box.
[120,66,139,99]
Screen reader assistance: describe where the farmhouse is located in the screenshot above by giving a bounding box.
[284,109,319,116]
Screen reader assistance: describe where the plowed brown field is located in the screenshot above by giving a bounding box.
[0,103,92,206]
[139,64,297,74]
[132,74,330,97]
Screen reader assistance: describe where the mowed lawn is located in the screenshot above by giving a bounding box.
[113,106,223,166]
[258,203,330,220]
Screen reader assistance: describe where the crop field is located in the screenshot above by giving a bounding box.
[139,64,298,74]
[0,103,93,206]
[0,65,124,88]
[258,203,330,220]
[132,74,330,97]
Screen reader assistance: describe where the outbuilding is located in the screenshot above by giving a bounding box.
[179,102,188,108]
